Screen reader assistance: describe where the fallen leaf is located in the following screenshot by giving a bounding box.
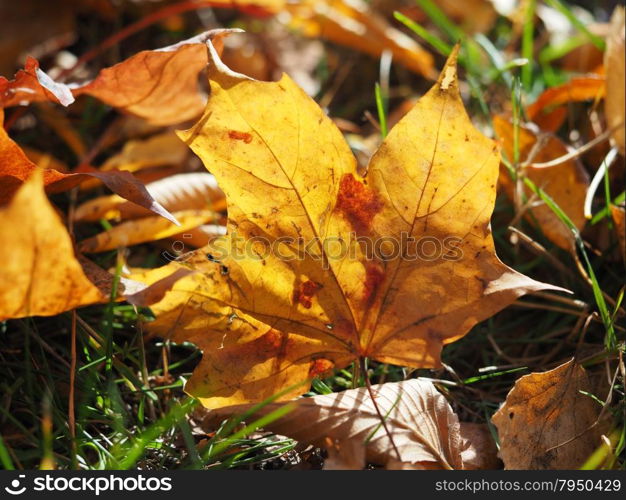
[77,131,190,191]
[0,109,177,222]
[493,115,589,250]
[0,171,178,320]
[604,6,625,154]
[0,29,234,126]
[527,76,605,132]
[492,359,608,470]
[72,29,235,125]
[74,172,225,222]
[145,41,558,408]
[199,379,467,468]
[78,209,218,253]
[286,0,435,78]
[0,56,74,107]
[0,171,105,320]
[100,131,189,173]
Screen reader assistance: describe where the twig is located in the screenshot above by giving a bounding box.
[359,357,402,463]
[524,127,613,168]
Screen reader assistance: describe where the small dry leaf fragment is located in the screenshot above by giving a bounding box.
[493,115,589,250]
[78,209,217,253]
[74,173,225,222]
[150,40,557,408]
[492,359,608,470]
[0,171,105,320]
[199,379,467,468]
[0,56,74,107]
[605,7,625,154]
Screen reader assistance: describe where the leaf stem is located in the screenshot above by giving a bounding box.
[359,357,402,462]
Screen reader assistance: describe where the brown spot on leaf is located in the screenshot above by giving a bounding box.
[363,262,385,307]
[335,173,382,233]
[293,280,322,309]
[308,358,334,378]
[228,130,253,143]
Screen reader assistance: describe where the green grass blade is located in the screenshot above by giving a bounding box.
[394,11,452,56]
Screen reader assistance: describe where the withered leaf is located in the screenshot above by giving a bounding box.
[0,30,233,126]
[199,379,467,468]
[0,171,104,319]
[0,109,177,222]
[527,75,605,132]
[492,359,608,470]
[74,172,225,222]
[78,209,218,253]
[0,171,189,320]
[0,56,74,107]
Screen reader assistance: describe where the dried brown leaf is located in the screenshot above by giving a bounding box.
[492,359,608,470]
[199,379,467,469]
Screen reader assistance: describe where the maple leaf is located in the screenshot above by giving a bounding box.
[139,40,558,409]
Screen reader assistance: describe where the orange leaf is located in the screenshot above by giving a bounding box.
[0,110,177,223]
[527,76,605,132]
[0,29,233,126]
[493,115,589,250]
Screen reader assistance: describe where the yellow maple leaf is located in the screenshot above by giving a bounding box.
[139,41,559,409]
